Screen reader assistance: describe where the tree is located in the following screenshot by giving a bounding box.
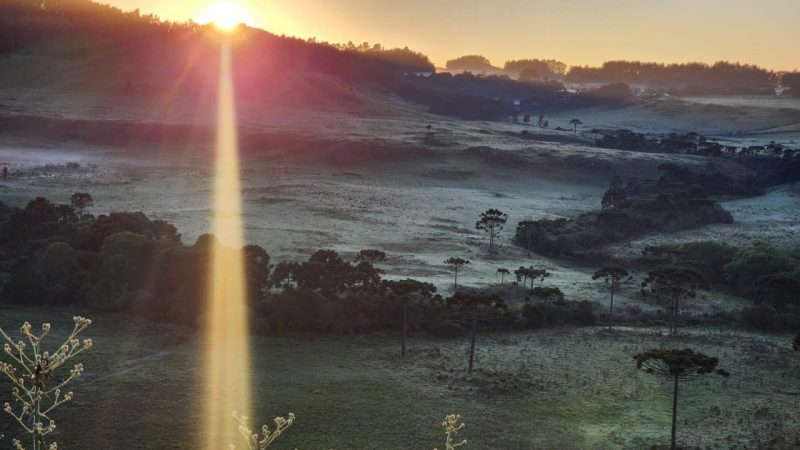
[569,118,582,134]
[447,292,506,373]
[592,266,630,328]
[642,266,709,335]
[515,266,550,289]
[794,331,800,352]
[496,268,510,284]
[444,257,470,288]
[601,187,626,209]
[475,209,508,256]
[527,286,563,323]
[382,278,436,355]
[356,249,386,264]
[243,244,271,303]
[634,349,728,450]
[70,192,93,217]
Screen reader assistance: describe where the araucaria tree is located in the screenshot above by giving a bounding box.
[475,209,508,256]
[382,278,437,355]
[356,249,387,264]
[527,286,563,323]
[592,266,630,328]
[569,118,582,134]
[642,266,709,335]
[496,268,510,284]
[69,192,93,217]
[634,349,729,450]
[447,292,506,373]
[444,257,470,288]
[1,316,94,450]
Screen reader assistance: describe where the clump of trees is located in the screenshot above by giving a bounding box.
[513,266,550,289]
[635,240,800,331]
[642,266,709,335]
[514,171,733,259]
[0,195,600,340]
[597,131,800,187]
[634,349,728,450]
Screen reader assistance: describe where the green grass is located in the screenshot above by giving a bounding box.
[1,307,799,449]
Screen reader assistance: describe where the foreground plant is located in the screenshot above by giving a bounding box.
[1,316,93,450]
[231,411,295,450]
[435,414,467,450]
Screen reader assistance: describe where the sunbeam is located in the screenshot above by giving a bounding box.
[203,38,251,449]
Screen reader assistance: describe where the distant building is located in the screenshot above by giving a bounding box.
[774,85,786,96]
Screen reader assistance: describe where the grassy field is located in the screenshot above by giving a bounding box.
[1,307,798,449]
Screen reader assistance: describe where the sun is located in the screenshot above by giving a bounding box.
[198,2,250,31]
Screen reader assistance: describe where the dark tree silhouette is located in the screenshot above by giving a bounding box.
[528,286,563,323]
[569,118,582,134]
[634,349,729,450]
[475,209,508,256]
[496,268,510,284]
[356,249,387,264]
[70,192,93,217]
[794,331,800,352]
[447,291,506,373]
[444,257,470,288]
[601,187,626,209]
[243,244,271,302]
[642,266,708,335]
[382,278,436,355]
[592,266,630,328]
[515,266,551,289]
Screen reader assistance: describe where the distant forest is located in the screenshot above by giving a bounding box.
[445,56,797,95]
[566,61,784,94]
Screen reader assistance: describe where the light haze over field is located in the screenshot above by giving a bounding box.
[103,0,800,70]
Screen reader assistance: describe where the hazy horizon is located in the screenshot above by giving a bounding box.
[101,0,800,72]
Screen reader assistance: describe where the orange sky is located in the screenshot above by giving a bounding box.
[104,0,800,71]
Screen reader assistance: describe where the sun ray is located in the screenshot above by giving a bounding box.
[203,38,251,449]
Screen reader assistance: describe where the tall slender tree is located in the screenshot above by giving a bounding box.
[447,292,506,373]
[569,118,583,134]
[444,257,470,289]
[642,266,709,335]
[496,268,510,284]
[382,278,436,356]
[592,266,630,328]
[475,209,508,256]
[634,349,729,450]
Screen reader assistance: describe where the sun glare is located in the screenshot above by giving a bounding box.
[198,3,250,31]
[203,38,251,448]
